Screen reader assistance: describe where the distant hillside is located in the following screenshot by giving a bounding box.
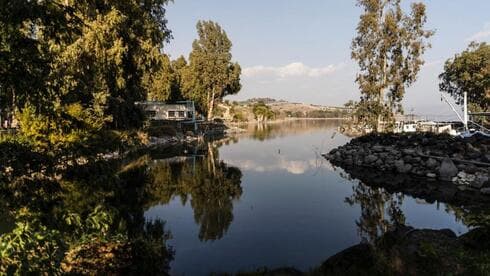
[219,98,351,122]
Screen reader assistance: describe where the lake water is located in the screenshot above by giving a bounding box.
[144,120,469,275]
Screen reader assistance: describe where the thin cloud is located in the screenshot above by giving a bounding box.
[243,62,344,79]
[466,22,490,42]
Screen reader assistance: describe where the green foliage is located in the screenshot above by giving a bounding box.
[305,109,349,118]
[439,42,490,112]
[63,205,118,242]
[0,210,64,275]
[51,0,172,129]
[146,54,177,102]
[352,0,434,131]
[17,105,94,153]
[0,0,68,113]
[1,0,173,154]
[181,20,241,119]
[0,148,176,274]
[252,101,275,122]
[232,112,248,122]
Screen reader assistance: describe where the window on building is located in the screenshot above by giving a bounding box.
[178,111,185,118]
[168,111,176,118]
[187,111,193,119]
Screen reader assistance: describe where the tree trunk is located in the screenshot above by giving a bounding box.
[207,89,215,121]
[208,143,216,176]
[377,56,388,132]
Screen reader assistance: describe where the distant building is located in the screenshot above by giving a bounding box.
[136,101,196,121]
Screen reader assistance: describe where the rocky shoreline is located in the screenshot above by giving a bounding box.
[319,225,490,275]
[325,133,490,195]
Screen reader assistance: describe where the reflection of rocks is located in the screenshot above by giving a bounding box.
[319,225,490,275]
[334,166,490,207]
[325,133,490,195]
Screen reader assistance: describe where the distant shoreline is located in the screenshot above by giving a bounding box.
[226,117,349,126]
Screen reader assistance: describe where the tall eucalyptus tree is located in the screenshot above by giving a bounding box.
[351,0,433,131]
[181,21,241,120]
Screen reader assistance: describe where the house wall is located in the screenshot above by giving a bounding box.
[140,103,195,121]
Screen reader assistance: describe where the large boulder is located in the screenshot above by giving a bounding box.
[320,243,377,275]
[438,157,458,181]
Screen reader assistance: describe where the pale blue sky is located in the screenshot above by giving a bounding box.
[164,0,490,118]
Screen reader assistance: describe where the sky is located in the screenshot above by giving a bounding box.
[164,0,490,119]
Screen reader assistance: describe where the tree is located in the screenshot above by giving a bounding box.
[50,0,173,129]
[0,0,69,115]
[252,101,275,122]
[181,21,241,120]
[145,54,175,102]
[351,0,433,131]
[1,0,174,152]
[439,42,490,113]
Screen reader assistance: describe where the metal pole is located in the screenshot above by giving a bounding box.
[440,92,465,124]
[463,92,468,131]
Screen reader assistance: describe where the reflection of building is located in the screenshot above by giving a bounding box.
[136,101,196,121]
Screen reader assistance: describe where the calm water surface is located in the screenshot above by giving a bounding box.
[145,120,468,275]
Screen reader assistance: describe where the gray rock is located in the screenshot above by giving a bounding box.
[465,165,479,174]
[481,187,490,195]
[395,160,412,174]
[402,149,416,155]
[482,154,490,163]
[457,171,467,179]
[472,172,489,189]
[426,158,438,169]
[426,172,437,178]
[457,164,467,171]
[439,157,458,181]
[372,145,384,152]
[390,149,400,155]
[364,154,378,164]
[457,185,470,191]
[395,160,405,171]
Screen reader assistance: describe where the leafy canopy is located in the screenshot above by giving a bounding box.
[439,42,490,112]
[351,0,433,131]
[181,20,241,119]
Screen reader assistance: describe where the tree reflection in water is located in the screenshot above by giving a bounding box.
[147,142,243,241]
[0,144,200,274]
[346,182,405,242]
